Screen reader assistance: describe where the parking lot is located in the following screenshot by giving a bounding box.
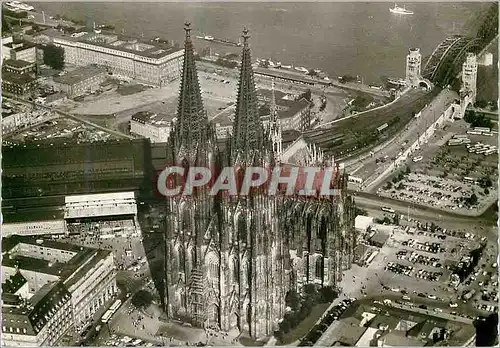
[353,216,497,316]
[377,120,498,215]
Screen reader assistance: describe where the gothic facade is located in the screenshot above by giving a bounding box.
[163,23,356,339]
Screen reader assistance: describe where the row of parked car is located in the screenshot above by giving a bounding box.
[298,298,356,346]
[397,250,443,268]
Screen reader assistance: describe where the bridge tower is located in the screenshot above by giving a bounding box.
[460,52,478,104]
[405,48,422,87]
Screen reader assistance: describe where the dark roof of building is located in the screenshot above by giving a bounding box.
[331,317,367,346]
[369,230,390,246]
[279,98,310,120]
[4,59,34,68]
[53,65,106,86]
[3,40,36,51]
[2,71,36,85]
[131,110,173,125]
[2,281,71,336]
[1,293,22,305]
[42,28,182,60]
[2,272,27,294]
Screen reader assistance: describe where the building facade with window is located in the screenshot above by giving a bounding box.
[43,29,183,86]
[53,65,107,97]
[129,111,172,143]
[2,237,118,344]
[2,72,36,96]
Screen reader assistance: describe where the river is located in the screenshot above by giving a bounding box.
[29,2,488,84]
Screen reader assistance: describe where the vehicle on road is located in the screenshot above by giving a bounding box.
[413,156,423,162]
[382,207,395,214]
[449,302,458,308]
[402,295,411,301]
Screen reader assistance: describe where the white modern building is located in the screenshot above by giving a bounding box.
[43,29,184,86]
[64,192,137,220]
[2,220,66,237]
[129,111,171,143]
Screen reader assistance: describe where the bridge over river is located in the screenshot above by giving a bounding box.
[298,3,498,160]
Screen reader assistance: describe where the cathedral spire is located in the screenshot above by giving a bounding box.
[269,79,278,129]
[268,79,282,162]
[175,21,207,149]
[231,27,264,159]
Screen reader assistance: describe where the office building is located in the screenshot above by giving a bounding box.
[53,65,107,97]
[43,29,183,86]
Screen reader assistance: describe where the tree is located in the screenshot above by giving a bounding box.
[285,289,301,311]
[42,44,65,70]
[475,100,488,108]
[131,290,153,308]
[319,286,338,303]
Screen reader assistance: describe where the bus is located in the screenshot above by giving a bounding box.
[110,299,122,312]
[381,207,395,214]
[484,149,497,156]
[101,309,114,323]
[474,127,491,132]
[463,177,476,184]
[348,175,363,184]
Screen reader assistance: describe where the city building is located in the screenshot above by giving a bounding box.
[406,48,422,87]
[130,111,172,143]
[257,88,312,131]
[52,65,107,98]
[64,192,138,220]
[160,23,356,338]
[3,59,36,75]
[461,52,478,103]
[2,281,74,347]
[2,236,118,341]
[3,220,66,237]
[2,71,36,96]
[2,40,37,63]
[43,29,184,86]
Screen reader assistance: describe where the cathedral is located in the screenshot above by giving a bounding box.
[162,22,357,339]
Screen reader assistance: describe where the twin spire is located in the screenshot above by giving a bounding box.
[175,23,269,159]
[175,21,207,149]
[231,27,264,157]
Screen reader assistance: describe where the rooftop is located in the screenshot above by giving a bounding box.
[2,71,35,85]
[4,59,34,68]
[2,272,27,294]
[2,281,71,336]
[53,65,106,86]
[42,29,183,60]
[3,40,36,52]
[2,236,112,282]
[131,110,175,126]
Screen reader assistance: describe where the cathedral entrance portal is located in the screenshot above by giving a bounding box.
[206,304,220,328]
